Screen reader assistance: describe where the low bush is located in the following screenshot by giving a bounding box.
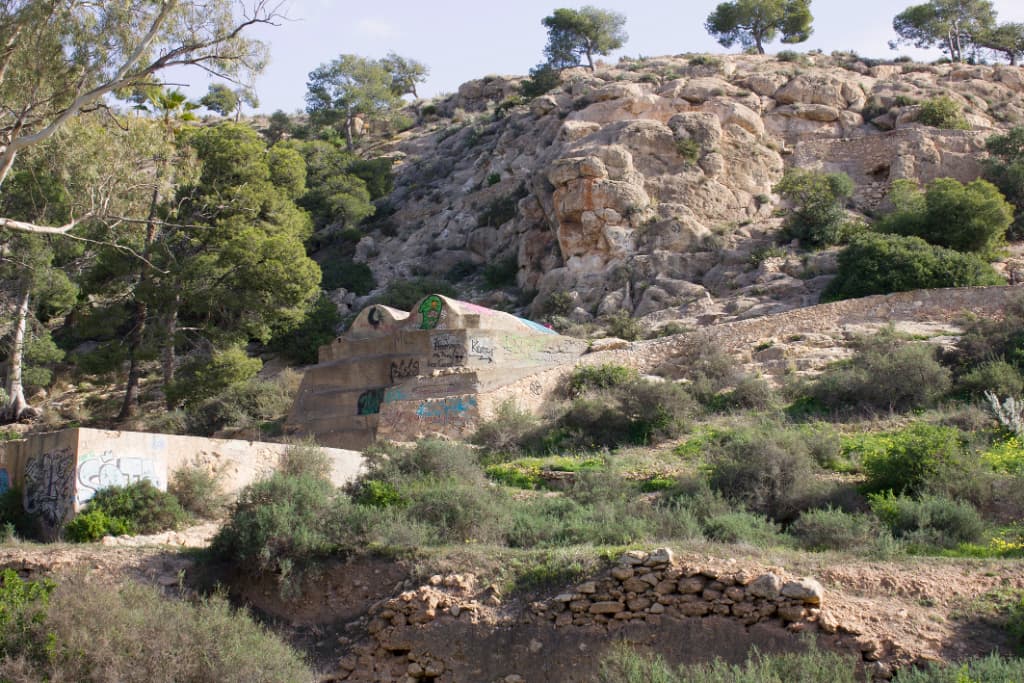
[869,493,985,549]
[704,423,825,521]
[917,95,970,130]
[472,400,540,455]
[603,309,641,341]
[822,233,1003,302]
[774,168,855,247]
[877,178,1012,256]
[0,573,312,681]
[168,467,228,519]
[0,488,32,539]
[567,364,638,398]
[483,256,518,288]
[702,511,788,547]
[1009,594,1024,654]
[166,346,262,410]
[520,63,562,98]
[279,438,333,480]
[955,359,1024,399]
[320,258,376,294]
[186,376,295,436]
[858,423,969,496]
[67,481,187,542]
[400,477,508,545]
[790,507,880,552]
[807,330,951,414]
[211,472,338,576]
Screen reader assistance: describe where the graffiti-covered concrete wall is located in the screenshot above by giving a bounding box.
[286,295,590,449]
[0,428,365,539]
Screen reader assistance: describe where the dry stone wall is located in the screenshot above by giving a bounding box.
[328,548,897,683]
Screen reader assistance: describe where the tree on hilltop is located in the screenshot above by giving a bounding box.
[704,0,813,54]
[891,0,996,63]
[541,6,628,71]
[975,22,1024,65]
[306,55,403,151]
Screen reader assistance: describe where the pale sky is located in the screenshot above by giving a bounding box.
[183,0,1024,114]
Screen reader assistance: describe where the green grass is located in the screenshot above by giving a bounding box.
[485,456,606,490]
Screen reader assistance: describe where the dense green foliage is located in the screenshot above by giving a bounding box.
[877,178,1012,255]
[774,169,855,246]
[892,0,997,63]
[704,0,814,54]
[916,96,970,129]
[822,233,1003,301]
[65,481,188,541]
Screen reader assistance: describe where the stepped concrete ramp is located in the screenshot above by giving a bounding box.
[286,295,589,449]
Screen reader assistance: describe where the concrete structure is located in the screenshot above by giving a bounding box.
[286,295,590,448]
[0,428,364,539]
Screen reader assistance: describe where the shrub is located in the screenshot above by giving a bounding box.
[472,400,540,455]
[603,309,641,341]
[521,63,562,98]
[211,471,337,575]
[790,507,880,551]
[479,189,524,227]
[869,493,985,549]
[0,575,312,681]
[376,278,456,310]
[723,375,778,410]
[702,511,788,547]
[169,467,228,519]
[807,329,951,413]
[165,346,262,409]
[1009,595,1024,654]
[822,233,1003,302]
[320,258,376,294]
[64,508,132,542]
[0,568,54,663]
[279,439,332,480]
[186,376,295,436]
[955,359,1024,399]
[877,178,1013,256]
[774,169,855,247]
[73,481,187,539]
[704,424,825,521]
[483,256,518,288]
[557,379,695,449]
[917,95,970,129]
[954,294,1024,370]
[400,477,508,544]
[266,294,342,365]
[859,423,969,496]
[675,138,701,163]
[352,480,403,507]
[567,363,638,398]
[984,126,1024,239]
[0,488,32,539]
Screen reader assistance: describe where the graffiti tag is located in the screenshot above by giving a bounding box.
[368,306,384,327]
[76,451,165,506]
[0,468,8,494]
[389,358,420,383]
[430,333,466,368]
[418,295,444,329]
[24,448,75,528]
[357,388,385,416]
[469,337,495,363]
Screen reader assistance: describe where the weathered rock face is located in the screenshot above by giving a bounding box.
[350,54,1021,326]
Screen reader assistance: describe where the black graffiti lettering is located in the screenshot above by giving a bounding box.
[389,358,420,383]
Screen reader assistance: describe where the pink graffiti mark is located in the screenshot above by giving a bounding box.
[458,302,496,316]
[76,451,164,506]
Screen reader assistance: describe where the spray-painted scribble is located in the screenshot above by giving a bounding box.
[24,448,75,528]
[76,451,165,506]
[430,333,466,368]
[418,295,444,329]
[0,468,9,494]
[357,388,385,415]
[415,396,478,428]
[389,358,420,383]
[469,337,494,363]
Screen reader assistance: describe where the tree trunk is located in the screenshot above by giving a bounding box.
[585,47,595,71]
[162,294,179,409]
[4,287,31,421]
[344,115,354,152]
[117,300,147,419]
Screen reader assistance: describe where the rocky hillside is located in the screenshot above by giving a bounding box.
[349,53,1024,330]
